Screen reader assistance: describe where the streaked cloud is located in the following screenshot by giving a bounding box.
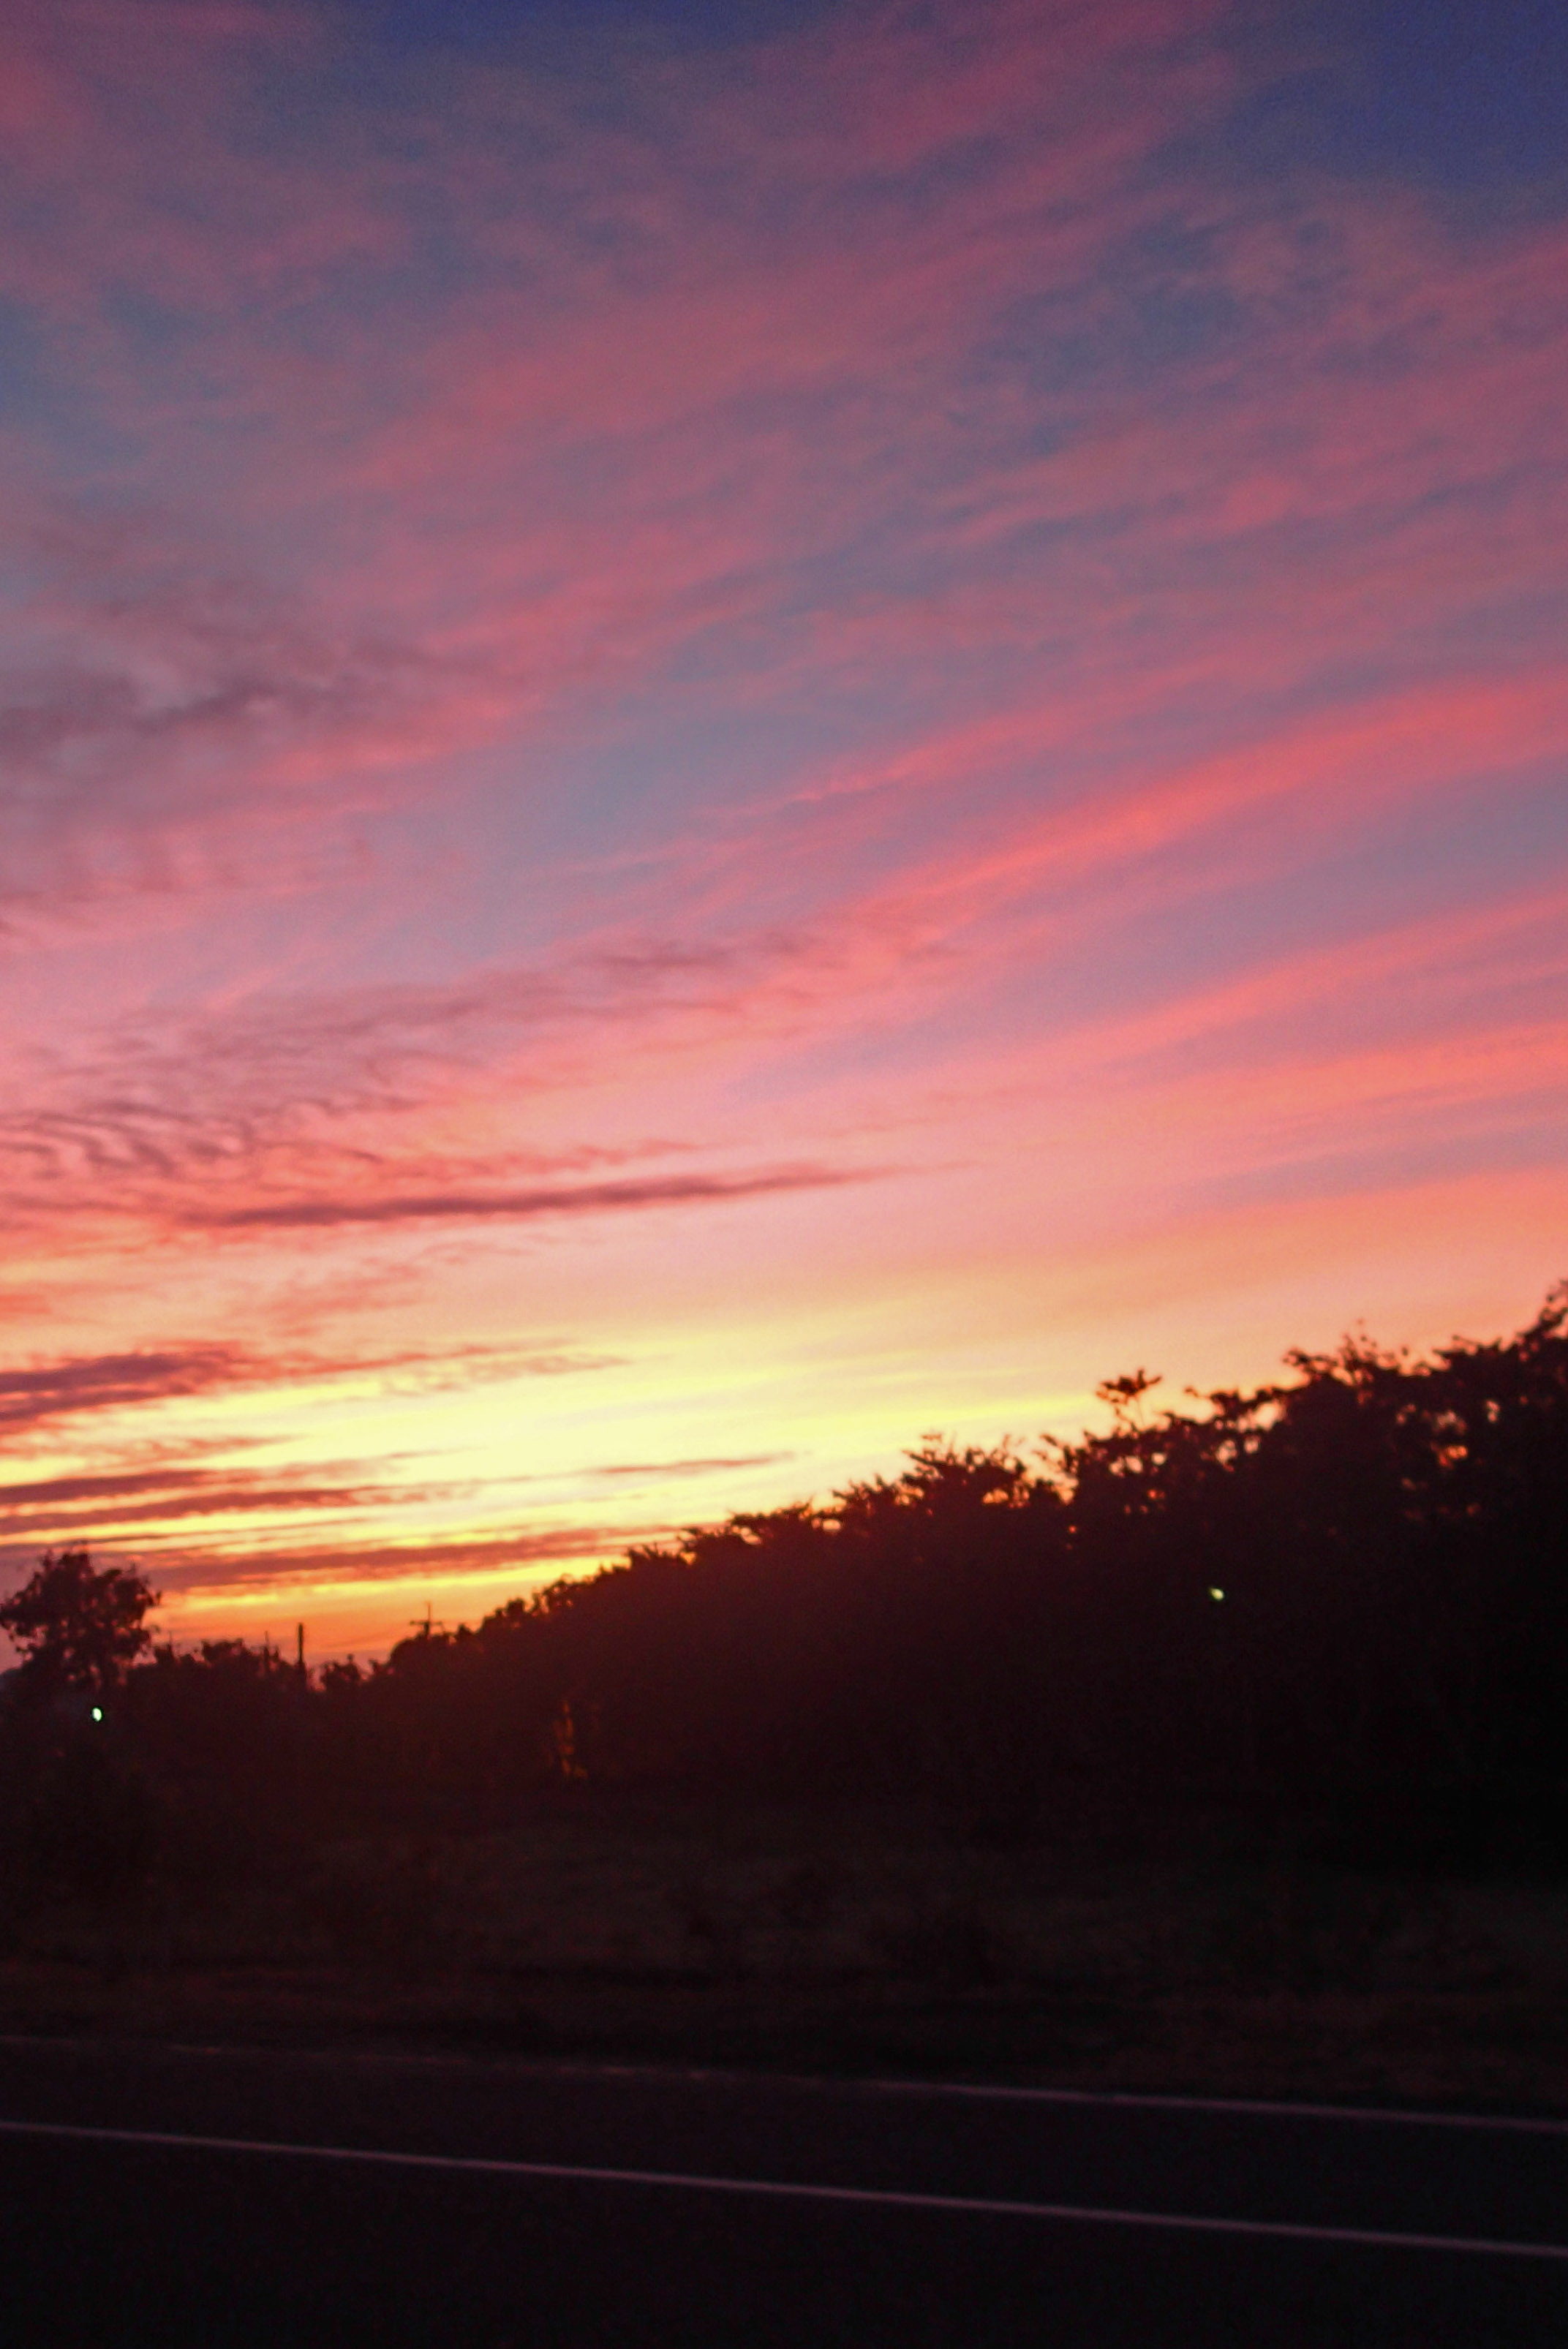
[0,1336,619,1433]
[0,0,1562,1650]
[587,1454,794,1482]
[196,1164,875,1231]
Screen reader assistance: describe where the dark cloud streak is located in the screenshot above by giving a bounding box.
[196,1164,871,1229]
[141,1523,634,1598]
[588,1452,793,1479]
[0,1345,246,1429]
[0,1335,622,1436]
[0,1464,472,1528]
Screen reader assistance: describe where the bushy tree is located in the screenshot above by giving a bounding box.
[0,1546,159,1701]
[0,1550,162,1918]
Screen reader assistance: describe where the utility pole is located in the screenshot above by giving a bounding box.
[296,1622,306,1681]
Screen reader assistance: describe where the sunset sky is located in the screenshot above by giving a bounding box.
[1,0,1565,1656]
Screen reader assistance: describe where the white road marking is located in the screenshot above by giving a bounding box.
[4,2034,1564,2136]
[0,2115,1564,2261]
[868,2078,1568,2135]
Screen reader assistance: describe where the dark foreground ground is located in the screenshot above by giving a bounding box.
[7,1809,1568,2343]
[5,1805,1568,2106]
[2,2035,1567,2347]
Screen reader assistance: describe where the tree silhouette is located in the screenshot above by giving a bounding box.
[0,1550,162,1915]
[3,1287,1563,1885]
[0,1546,159,1701]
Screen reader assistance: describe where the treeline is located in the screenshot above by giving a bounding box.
[4,1284,1568,1901]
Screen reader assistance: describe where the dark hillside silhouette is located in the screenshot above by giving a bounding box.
[3,1283,1567,1893]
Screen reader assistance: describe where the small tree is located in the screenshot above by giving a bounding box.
[0,1546,159,1700]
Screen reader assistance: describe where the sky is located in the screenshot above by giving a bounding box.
[1,0,1565,1656]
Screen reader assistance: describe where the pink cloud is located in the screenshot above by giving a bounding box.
[0,0,1563,1643]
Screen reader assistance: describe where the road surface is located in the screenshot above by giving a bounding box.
[1,2035,1564,2343]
